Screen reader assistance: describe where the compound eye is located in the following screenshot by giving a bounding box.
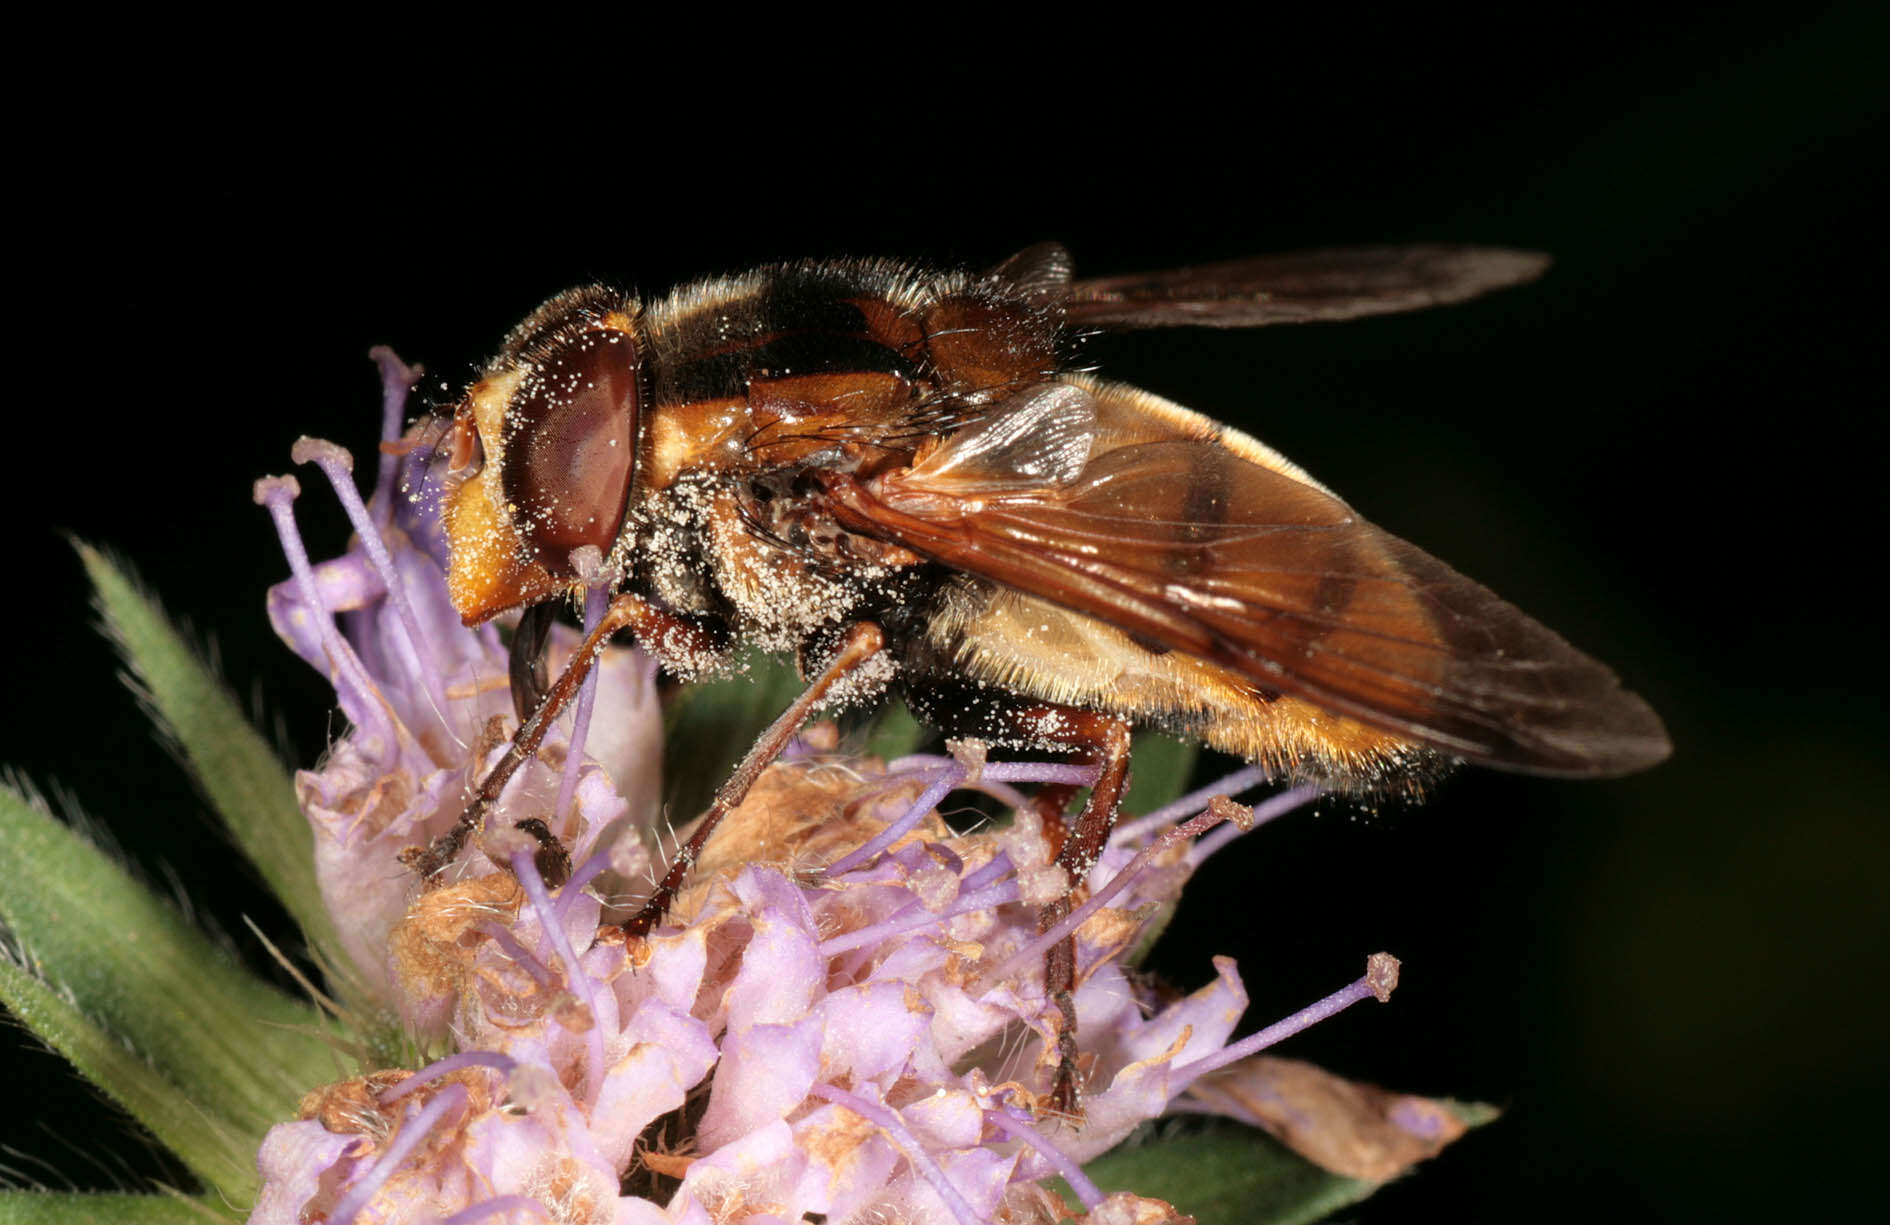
[502,329,639,570]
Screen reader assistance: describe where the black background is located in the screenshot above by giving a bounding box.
[3,8,1883,1221]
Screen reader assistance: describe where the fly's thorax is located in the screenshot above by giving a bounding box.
[701,474,914,655]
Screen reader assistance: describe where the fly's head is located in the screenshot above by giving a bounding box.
[441,287,643,624]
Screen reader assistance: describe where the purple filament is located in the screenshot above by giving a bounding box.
[1168,968,1386,1092]
[331,1082,468,1225]
[1189,783,1322,866]
[809,1084,983,1225]
[555,848,616,925]
[254,477,396,756]
[884,753,1035,811]
[553,578,610,829]
[367,346,418,530]
[475,921,558,988]
[1114,764,1271,845]
[980,785,1319,995]
[823,764,964,876]
[818,878,1023,957]
[826,758,1104,879]
[380,1051,518,1104]
[980,762,1101,787]
[295,437,450,719]
[510,850,607,1106]
[984,1108,1103,1209]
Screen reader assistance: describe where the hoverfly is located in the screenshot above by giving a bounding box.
[410,242,1670,1110]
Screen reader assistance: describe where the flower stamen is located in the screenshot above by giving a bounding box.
[475,920,559,988]
[553,557,612,830]
[824,763,964,876]
[825,759,1105,879]
[984,1107,1104,1210]
[1169,953,1402,1092]
[292,436,451,722]
[253,475,397,757]
[1187,783,1322,867]
[1113,763,1273,845]
[508,848,606,1104]
[331,1082,470,1225]
[809,1084,983,1225]
[818,877,1023,958]
[976,788,1316,995]
[366,346,420,529]
[380,1052,518,1104]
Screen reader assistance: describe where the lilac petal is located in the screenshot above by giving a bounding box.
[1067,1044,1182,1164]
[455,1093,621,1221]
[695,1013,826,1151]
[898,1088,984,1150]
[926,1147,1016,1225]
[809,1085,984,1225]
[367,346,420,521]
[611,1199,673,1225]
[816,981,932,1083]
[723,870,825,1029]
[986,1109,1104,1210]
[673,1120,810,1222]
[249,1121,367,1225]
[330,1082,468,1225]
[790,1102,902,1224]
[589,1008,719,1171]
[656,1193,715,1225]
[442,1195,551,1223]
[629,925,711,1017]
[1108,956,1248,1072]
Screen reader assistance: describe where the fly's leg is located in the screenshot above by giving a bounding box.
[621,621,887,938]
[1026,707,1134,1118]
[401,592,720,881]
[895,678,1137,1117]
[507,600,559,725]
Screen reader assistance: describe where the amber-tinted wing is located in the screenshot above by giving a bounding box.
[825,383,1668,777]
[1045,244,1550,329]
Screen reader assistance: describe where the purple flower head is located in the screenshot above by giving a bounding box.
[247,354,1404,1225]
[255,350,660,1013]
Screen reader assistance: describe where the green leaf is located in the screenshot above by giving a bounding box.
[1126,732,1200,816]
[859,699,927,764]
[1078,1124,1375,1225]
[0,960,254,1202]
[0,786,338,1200]
[661,651,811,821]
[0,1191,235,1225]
[75,544,340,972]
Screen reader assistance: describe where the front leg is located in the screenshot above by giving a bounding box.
[621,620,888,938]
[401,592,722,880]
